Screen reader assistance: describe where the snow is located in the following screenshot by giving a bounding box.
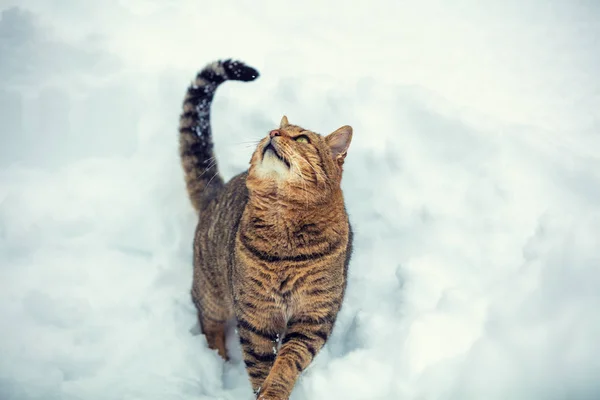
[1,1,599,399]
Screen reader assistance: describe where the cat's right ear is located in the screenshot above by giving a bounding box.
[325,125,353,164]
[280,115,289,129]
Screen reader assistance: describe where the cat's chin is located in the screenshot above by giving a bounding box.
[252,149,291,181]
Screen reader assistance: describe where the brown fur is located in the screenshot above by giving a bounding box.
[180,60,353,400]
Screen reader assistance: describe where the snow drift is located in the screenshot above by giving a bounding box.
[1,1,599,399]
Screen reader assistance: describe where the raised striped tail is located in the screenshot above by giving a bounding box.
[179,59,259,212]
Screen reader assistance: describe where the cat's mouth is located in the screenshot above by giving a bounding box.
[262,143,290,168]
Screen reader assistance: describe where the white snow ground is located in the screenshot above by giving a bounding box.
[1,1,600,399]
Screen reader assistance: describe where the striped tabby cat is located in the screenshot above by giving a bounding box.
[179,59,353,400]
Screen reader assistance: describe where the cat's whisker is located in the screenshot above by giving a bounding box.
[232,139,262,146]
[198,159,219,178]
[303,160,328,188]
[199,155,217,166]
[205,170,220,190]
[289,156,309,209]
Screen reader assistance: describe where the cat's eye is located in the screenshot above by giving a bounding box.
[295,135,309,144]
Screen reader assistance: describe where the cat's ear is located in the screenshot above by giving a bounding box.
[280,115,289,129]
[326,125,353,163]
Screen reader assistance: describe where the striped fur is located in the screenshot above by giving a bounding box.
[179,59,259,212]
[180,59,353,400]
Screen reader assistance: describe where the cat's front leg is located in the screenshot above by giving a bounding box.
[257,309,338,400]
[235,291,285,394]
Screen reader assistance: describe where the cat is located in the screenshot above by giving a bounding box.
[179,59,354,400]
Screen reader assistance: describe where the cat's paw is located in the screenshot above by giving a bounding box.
[256,395,284,400]
[256,387,287,400]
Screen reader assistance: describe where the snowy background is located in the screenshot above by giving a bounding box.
[1,1,599,399]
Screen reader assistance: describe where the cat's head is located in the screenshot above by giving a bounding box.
[247,116,352,204]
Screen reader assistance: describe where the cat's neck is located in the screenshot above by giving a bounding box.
[242,189,347,247]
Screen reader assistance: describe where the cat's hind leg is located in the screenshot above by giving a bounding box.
[197,310,229,360]
[191,266,232,360]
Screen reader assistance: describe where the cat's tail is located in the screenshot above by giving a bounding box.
[179,59,259,212]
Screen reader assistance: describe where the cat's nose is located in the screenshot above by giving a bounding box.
[269,129,281,138]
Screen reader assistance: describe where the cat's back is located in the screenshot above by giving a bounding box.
[200,172,249,225]
[194,172,249,269]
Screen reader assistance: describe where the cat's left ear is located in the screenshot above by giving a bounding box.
[326,125,353,163]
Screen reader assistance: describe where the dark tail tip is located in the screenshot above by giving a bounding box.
[221,59,260,82]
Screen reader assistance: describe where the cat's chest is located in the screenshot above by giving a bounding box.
[265,267,300,297]
[264,267,306,314]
